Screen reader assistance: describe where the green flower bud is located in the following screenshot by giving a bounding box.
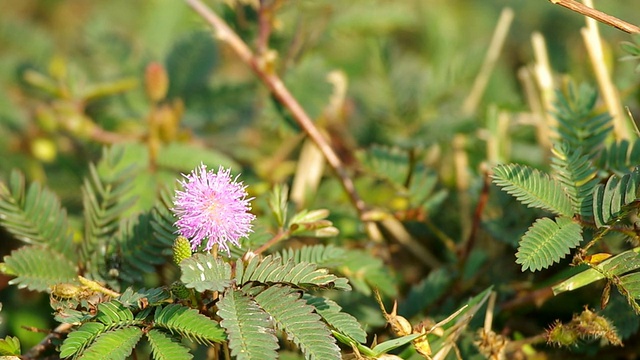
[171,281,191,300]
[173,236,192,265]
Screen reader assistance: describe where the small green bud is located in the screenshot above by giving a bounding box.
[171,281,191,300]
[173,236,192,265]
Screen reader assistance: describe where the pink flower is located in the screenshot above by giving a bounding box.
[172,164,255,253]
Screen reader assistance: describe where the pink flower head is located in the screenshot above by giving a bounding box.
[172,164,255,254]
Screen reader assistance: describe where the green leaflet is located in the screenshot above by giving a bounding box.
[492,164,575,217]
[304,294,367,344]
[0,170,74,258]
[95,301,135,326]
[218,289,279,360]
[59,322,107,359]
[358,144,411,187]
[515,216,582,272]
[553,83,612,154]
[592,168,640,228]
[80,147,138,282]
[154,304,226,345]
[151,188,179,247]
[80,326,143,360]
[179,253,232,292]
[596,139,640,176]
[550,142,598,219]
[146,329,193,360]
[236,254,351,291]
[254,285,341,360]
[2,245,77,292]
[115,212,173,284]
[279,244,346,268]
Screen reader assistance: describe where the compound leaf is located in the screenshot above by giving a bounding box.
[218,289,278,360]
[0,170,74,258]
[304,294,367,344]
[95,301,135,326]
[146,329,193,360]
[80,326,143,360]
[516,216,582,272]
[236,254,350,291]
[2,245,77,292]
[493,164,574,217]
[254,285,341,360]
[179,253,232,293]
[279,245,346,268]
[154,304,226,345]
[59,322,107,359]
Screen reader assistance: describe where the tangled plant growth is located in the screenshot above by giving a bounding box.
[1,0,640,359]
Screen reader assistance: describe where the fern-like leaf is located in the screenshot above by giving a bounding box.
[304,294,367,344]
[154,304,226,345]
[592,168,640,228]
[95,301,135,326]
[180,253,232,292]
[492,164,575,217]
[551,142,599,219]
[59,322,106,359]
[81,147,137,281]
[236,254,351,291]
[80,326,143,360]
[553,83,612,154]
[1,246,77,292]
[114,213,172,284]
[151,188,179,247]
[146,329,193,360]
[218,289,278,360]
[254,285,341,360]
[359,145,411,187]
[279,245,346,268]
[0,170,74,258]
[596,139,640,176]
[516,216,582,272]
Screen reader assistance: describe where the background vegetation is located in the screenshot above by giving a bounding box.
[1,0,640,358]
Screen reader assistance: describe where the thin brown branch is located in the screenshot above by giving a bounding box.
[185,0,367,218]
[549,0,640,34]
[23,322,73,359]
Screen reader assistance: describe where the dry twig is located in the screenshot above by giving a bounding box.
[549,0,640,34]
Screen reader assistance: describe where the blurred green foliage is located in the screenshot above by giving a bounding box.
[1,0,640,358]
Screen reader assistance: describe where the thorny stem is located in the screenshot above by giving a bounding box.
[185,0,367,218]
[549,0,640,34]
